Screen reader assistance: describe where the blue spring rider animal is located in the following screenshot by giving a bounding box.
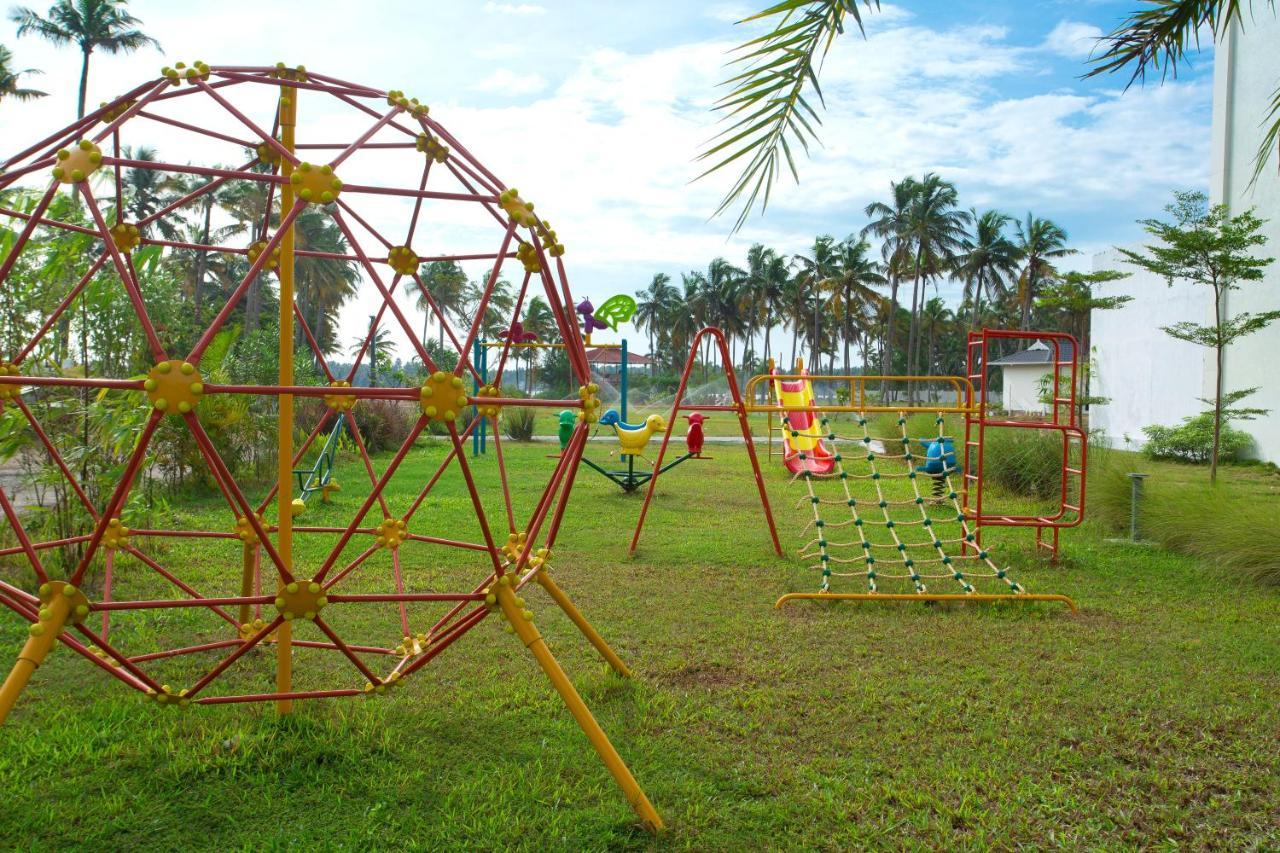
[915,436,959,498]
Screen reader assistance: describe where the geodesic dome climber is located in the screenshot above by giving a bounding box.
[0,63,662,831]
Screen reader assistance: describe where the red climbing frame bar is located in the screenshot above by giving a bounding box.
[963,329,1087,558]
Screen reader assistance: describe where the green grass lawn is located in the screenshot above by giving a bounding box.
[1,435,1278,849]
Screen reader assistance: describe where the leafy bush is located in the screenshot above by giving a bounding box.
[980,428,1063,499]
[352,399,416,452]
[1141,413,1252,463]
[502,407,536,441]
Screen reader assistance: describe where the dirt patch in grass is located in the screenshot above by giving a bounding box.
[657,661,751,690]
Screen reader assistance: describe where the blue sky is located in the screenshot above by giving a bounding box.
[1,0,1215,353]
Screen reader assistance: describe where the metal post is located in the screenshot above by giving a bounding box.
[620,338,628,423]
[1128,472,1148,542]
[472,338,482,457]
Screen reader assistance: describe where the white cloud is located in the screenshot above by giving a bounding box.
[472,68,549,96]
[1043,20,1105,59]
[0,1,1211,358]
[482,2,547,15]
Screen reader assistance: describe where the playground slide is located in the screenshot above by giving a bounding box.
[772,371,836,476]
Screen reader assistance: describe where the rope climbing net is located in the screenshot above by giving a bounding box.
[777,409,1076,611]
[791,412,1019,595]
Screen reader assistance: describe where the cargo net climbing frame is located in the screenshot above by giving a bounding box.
[753,370,1077,612]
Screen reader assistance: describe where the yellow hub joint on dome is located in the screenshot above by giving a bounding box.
[419,371,467,422]
[577,383,601,423]
[144,360,204,415]
[99,98,137,122]
[0,362,22,401]
[90,645,122,667]
[274,579,328,622]
[362,669,404,697]
[254,142,281,166]
[145,684,191,708]
[528,547,551,570]
[51,139,102,184]
[535,220,565,257]
[323,380,356,413]
[161,61,210,86]
[515,242,541,273]
[109,222,141,254]
[484,574,533,634]
[289,162,343,205]
[387,245,420,276]
[392,631,430,657]
[235,513,267,545]
[269,63,308,82]
[501,530,529,564]
[415,132,448,162]
[238,616,274,641]
[498,188,537,228]
[476,384,502,418]
[101,517,130,550]
[386,90,428,118]
[31,581,91,639]
[248,239,281,272]
[375,517,408,549]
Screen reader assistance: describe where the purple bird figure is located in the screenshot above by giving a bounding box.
[576,298,609,336]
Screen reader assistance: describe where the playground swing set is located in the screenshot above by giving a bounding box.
[0,61,1087,836]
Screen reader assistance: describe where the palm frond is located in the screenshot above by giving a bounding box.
[697,0,880,233]
[1250,78,1280,184]
[1085,0,1251,86]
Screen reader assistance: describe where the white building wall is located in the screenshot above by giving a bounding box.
[1090,250,1209,448]
[1092,14,1279,462]
[999,365,1050,414]
[1210,13,1280,463]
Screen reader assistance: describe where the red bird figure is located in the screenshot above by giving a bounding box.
[684,413,708,457]
[498,321,538,344]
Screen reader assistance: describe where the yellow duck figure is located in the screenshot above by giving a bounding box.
[599,410,666,456]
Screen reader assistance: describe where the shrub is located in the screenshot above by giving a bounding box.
[1142,413,1253,463]
[980,428,1064,499]
[351,399,416,452]
[503,407,536,441]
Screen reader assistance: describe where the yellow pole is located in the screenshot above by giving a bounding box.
[493,578,662,832]
[0,591,71,725]
[275,81,297,714]
[238,541,255,628]
[534,570,630,678]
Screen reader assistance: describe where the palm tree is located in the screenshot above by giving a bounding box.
[1013,213,1075,329]
[742,244,789,367]
[0,44,46,103]
[293,209,358,355]
[902,173,969,379]
[635,272,676,374]
[862,177,916,377]
[791,235,839,366]
[918,297,954,381]
[10,0,160,120]
[519,296,556,391]
[702,257,746,369]
[822,237,885,375]
[671,271,706,376]
[413,260,468,349]
[954,209,1019,331]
